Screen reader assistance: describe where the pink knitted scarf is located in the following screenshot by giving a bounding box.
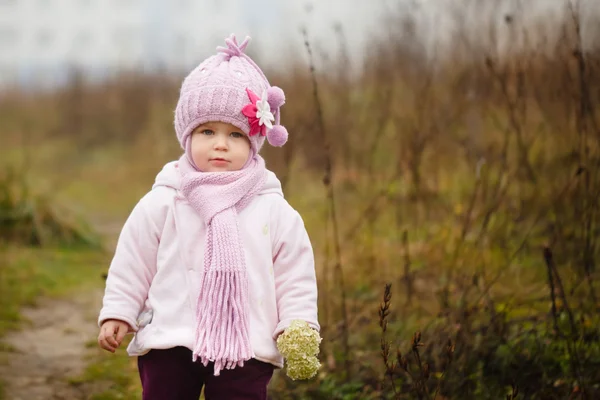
[178,153,267,375]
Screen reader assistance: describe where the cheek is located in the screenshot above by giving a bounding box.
[190,136,208,164]
[191,136,204,154]
[239,140,251,158]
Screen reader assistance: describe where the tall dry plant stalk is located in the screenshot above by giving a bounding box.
[569,0,599,306]
[302,28,351,380]
[379,283,455,399]
[543,246,587,395]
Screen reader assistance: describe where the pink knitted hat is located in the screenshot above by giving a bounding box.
[174,34,288,158]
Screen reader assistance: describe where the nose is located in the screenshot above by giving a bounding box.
[213,133,228,151]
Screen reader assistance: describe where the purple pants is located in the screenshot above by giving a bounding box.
[137,347,275,400]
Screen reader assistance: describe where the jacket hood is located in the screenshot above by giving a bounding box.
[152,160,283,196]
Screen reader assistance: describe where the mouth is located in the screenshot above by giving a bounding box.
[210,158,229,163]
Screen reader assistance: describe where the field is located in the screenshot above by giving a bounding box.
[1,12,600,400]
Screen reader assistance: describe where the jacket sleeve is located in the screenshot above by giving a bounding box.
[271,197,320,339]
[98,191,165,332]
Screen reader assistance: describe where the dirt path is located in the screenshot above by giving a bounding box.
[0,289,106,400]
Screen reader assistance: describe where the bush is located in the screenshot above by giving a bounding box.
[0,167,99,247]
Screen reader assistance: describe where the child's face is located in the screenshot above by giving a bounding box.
[190,121,251,172]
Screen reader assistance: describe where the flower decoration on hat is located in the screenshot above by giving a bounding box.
[242,86,289,147]
[242,88,273,137]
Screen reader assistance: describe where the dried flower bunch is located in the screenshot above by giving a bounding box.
[276,320,322,380]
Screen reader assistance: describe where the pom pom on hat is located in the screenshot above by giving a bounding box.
[267,86,286,109]
[265,87,287,147]
[267,125,288,147]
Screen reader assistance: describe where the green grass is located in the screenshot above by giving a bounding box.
[0,246,108,337]
[0,246,143,399]
[70,338,141,400]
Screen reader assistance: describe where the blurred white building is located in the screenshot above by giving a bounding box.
[0,0,286,88]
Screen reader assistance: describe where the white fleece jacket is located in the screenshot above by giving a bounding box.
[98,161,320,368]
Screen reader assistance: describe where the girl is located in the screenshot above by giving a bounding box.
[97,34,320,400]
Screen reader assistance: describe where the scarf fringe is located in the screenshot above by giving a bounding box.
[192,269,253,376]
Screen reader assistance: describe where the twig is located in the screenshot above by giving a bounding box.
[569,0,599,308]
[379,283,398,396]
[432,339,454,400]
[543,247,577,336]
[543,246,585,394]
[402,230,413,305]
[302,28,351,380]
[544,246,561,335]
[411,331,430,398]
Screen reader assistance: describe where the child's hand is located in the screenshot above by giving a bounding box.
[98,319,131,353]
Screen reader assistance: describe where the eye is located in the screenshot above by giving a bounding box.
[230,132,244,138]
[200,129,214,135]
